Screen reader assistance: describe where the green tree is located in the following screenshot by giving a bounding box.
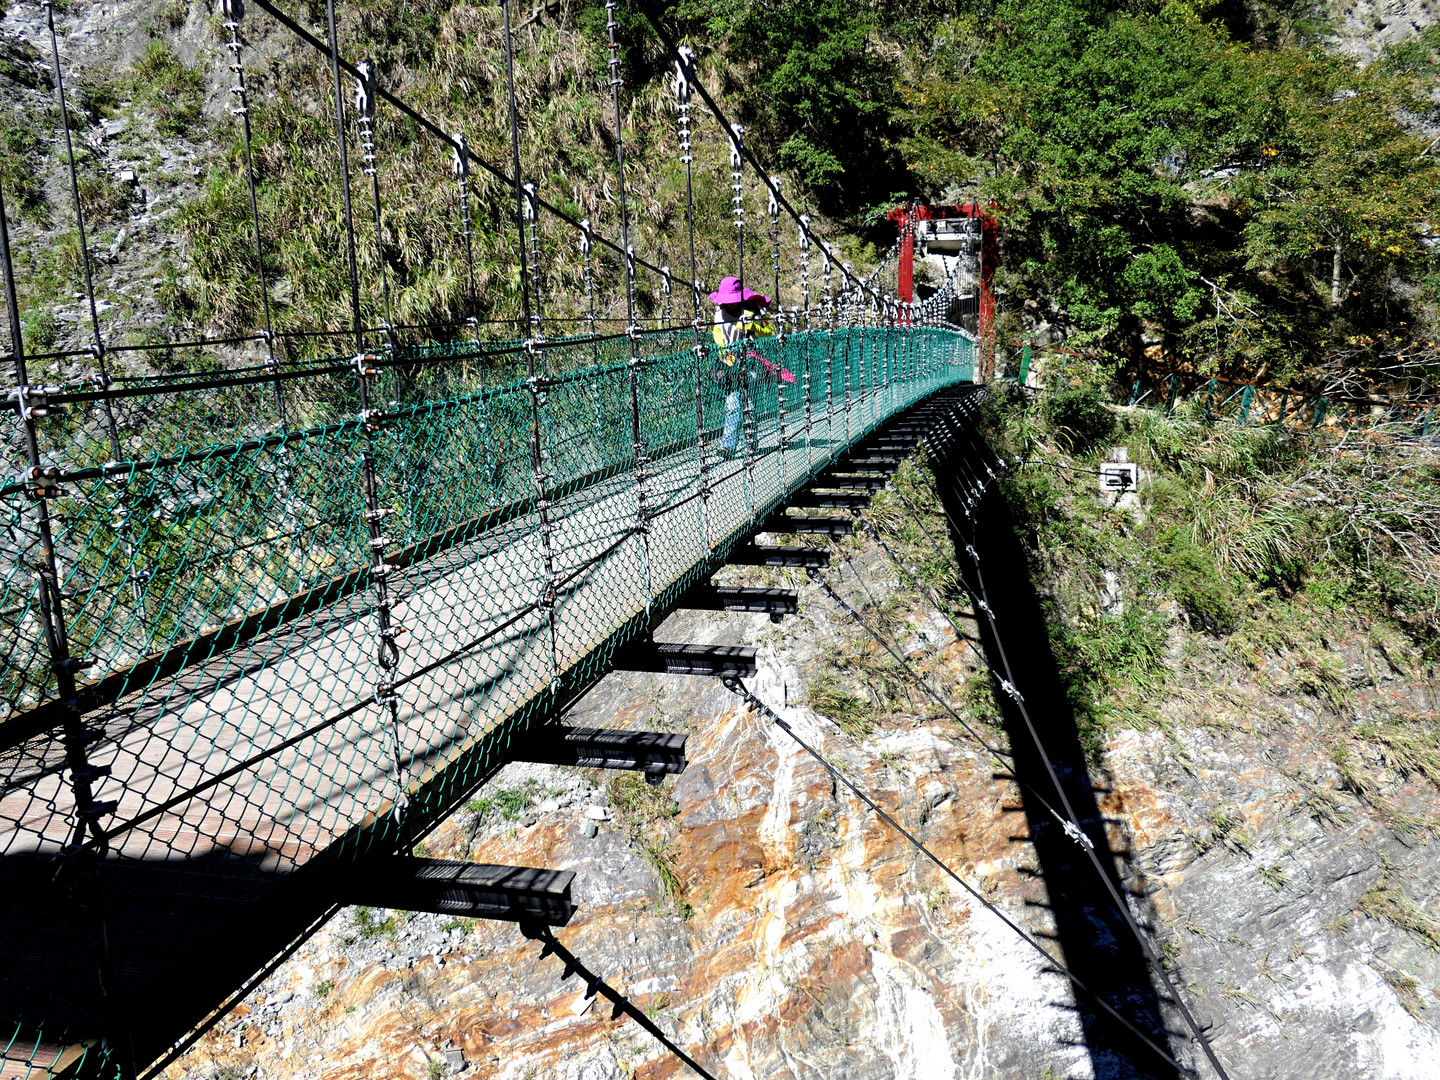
[901,0,1251,337]
[1235,51,1439,311]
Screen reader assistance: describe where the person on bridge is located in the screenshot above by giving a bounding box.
[710,275,775,458]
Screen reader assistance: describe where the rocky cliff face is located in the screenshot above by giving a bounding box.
[1329,0,1440,63]
[163,506,1440,1080]
[6,5,1439,1079]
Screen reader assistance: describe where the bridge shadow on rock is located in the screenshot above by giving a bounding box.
[929,433,1189,1080]
[0,844,344,1080]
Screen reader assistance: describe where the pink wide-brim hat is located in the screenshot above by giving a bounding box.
[709,275,771,307]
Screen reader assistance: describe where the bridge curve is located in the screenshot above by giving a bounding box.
[1,325,974,1075]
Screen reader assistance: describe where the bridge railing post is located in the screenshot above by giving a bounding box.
[3,149,135,1071]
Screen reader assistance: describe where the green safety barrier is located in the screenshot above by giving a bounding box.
[0,325,973,1075]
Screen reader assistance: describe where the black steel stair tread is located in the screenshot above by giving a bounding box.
[812,474,889,491]
[336,858,576,926]
[792,491,873,509]
[511,726,688,774]
[763,514,854,535]
[726,544,831,568]
[614,642,758,677]
[680,585,800,614]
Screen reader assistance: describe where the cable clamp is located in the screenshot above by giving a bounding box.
[70,763,111,783]
[997,678,1022,704]
[363,507,395,522]
[55,656,96,673]
[1062,818,1095,851]
[373,682,399,707]
[76,800,117,821]
[7,386,64,422]
[368,535,392,550]
[21,474,62,500]
[62,726,104,749]
[977,599,993,618]
[359,407,391,431]
[351,353,383,377]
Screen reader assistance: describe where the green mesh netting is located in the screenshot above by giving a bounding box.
[0,327,973,1067]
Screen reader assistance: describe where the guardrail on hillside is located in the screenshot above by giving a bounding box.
[996,342,1437,440]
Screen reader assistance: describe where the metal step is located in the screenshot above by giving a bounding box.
[337,859,576,926]
[813,473,889,491]
[763,514,853,537]
[511,726,687,775]
[838,458,901,474]
[792,491,872,510]
[726,544,832,569]
[614,642,758,677]
[680,584,799,616]
[849,446,910,460]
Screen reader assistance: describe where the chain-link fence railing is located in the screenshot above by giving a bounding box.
[1,321,973,1076]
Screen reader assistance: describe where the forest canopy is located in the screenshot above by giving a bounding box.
[645,0,1440,391]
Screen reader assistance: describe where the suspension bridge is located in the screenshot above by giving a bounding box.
[0,2,1240,1078]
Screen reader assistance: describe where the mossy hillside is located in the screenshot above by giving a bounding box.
[158,0,881,351]
[980,381,1440,780]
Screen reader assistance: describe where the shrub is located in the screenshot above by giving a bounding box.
[1154,524,1236,632]
[126,39,203,137]
[0,120,49,220]
[1042,387,1116,453]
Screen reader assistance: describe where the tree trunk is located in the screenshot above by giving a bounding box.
[1330,238,1344,307]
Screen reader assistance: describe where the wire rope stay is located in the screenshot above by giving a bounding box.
[721,676,1195,1076]
[849,418,1234,1080]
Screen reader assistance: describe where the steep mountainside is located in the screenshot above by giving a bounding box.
[165,442,1440,1080]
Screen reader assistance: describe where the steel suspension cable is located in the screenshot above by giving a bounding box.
[877,420,1234,1080]
[323,0,411,836]
[0,63,131,1071]
[450,134,482,347]
[728,120,745,294]
[353,58,396,350]
[323,0,364,352]
[671,48,713,554]
[499,0,535,343]
[41,0,108,388]
[605,0,655,626]
[220,0,285,424]
[721,677,1192,1075]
